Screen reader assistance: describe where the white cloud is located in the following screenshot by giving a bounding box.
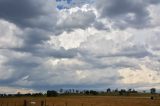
[0,86,35,94]
[119,65,160,85]
[80,29,132,56]
[0,19,23,48]
[56,7,96,31]
[47,29,91,50]
[148,4,160,27]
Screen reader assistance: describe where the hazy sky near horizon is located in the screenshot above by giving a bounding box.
[0,0,160,93]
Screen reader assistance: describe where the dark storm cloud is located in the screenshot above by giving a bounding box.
[76,49,140,70]
[13,46,78,59]
[0,0,42,18]
[0,0,97,32]
[21,83,114,91]
[0,0,45,27]
[98,0,147,17]
[34,47,78,58]
[23,29,50,45]
[0,49,41,81]
[7,59,40,70]
[147,0,160,4]
[96,0,150,29]
[109,45,151,58]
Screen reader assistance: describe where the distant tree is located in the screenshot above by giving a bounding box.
[107,88,111,93]
[132,89,138,93]
[64,90,69,94]
[3,94,7,97]
[76,90,79,94]
[114,88,119,93]
[0,94,3,97]
[84,90,90,95]
[32,93,43,97]
[16,92,21,97]
[24,93,32,96]
[150,88,156,94]
[47,90,58,97]
[72,89,75,93]
[90,90,98,95]
[128,89,132,93]
[60,89,63,93]
[143,90,146,93]
[69,89,72,93]
[119,89,126,95]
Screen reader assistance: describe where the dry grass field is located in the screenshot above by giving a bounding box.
[0,96,160,106]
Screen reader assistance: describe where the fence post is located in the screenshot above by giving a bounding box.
[65,102,68,106]
[1,102,3,106]
[81,103,84,106]
[41,100,44,106]
[24,100,27,106]
[45,99,46,106]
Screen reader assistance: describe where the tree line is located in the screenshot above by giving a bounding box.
[0,88,157,97]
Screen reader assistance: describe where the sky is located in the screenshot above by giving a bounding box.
[0,0,160,94]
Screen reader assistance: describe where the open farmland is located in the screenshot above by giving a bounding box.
[0,96,160,106]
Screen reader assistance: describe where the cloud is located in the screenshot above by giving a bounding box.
[0,86,35,94]
[0,0,160,92]
[0,0,58,29]
[119,65,160,84]
[57,10,96,30]
[0,19,23,48]
[95,0,150,29]
[147,0,160,4]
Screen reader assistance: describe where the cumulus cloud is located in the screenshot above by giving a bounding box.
[119,65,160,84]
[57,9,96,31]
[0,0,160,92]
[0,0,58,29]
[0,19,23,48]
[95,0,151,29]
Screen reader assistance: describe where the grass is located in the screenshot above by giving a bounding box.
[0,96,160,106]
